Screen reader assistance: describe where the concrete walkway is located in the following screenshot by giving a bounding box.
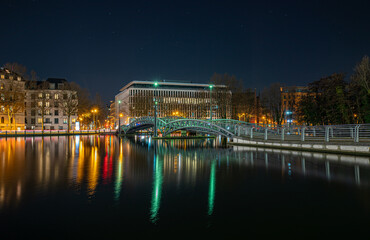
[230,137,370,156]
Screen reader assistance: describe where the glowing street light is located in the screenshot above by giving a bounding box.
[209,84,214,120]
[118,100,121,135]
[91,108,98,129]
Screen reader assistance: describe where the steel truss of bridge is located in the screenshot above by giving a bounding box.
[120,116,370,143]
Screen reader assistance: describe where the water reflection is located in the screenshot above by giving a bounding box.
[0,135,369,219]
[150,146,163,223]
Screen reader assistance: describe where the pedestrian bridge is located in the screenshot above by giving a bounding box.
[120,117,370,143]
[120,116,257,138]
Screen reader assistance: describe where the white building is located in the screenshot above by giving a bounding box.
[115,80,231,127]
[25,78,78,130]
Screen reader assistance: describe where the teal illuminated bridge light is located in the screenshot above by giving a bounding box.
[154,82,158,87]
[209,85,213,89]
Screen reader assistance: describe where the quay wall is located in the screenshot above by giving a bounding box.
[230,137,370,156]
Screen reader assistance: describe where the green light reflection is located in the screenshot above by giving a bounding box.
[208,160,216,215]
[150,153,163,223]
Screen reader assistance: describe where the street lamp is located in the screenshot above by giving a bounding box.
[209,85,213,120]
[118,100,121,135]
[91,109,98,130]
[154,82,158,137]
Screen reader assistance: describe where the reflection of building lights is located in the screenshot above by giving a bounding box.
[114,141,124,201]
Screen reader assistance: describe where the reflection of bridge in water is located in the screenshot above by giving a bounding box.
[128,137,370,222]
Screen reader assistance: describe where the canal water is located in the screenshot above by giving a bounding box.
[0,135,369,238]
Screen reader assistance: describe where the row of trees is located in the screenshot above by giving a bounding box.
[210,73,256,120]
[297,56,370,125]
[211,55,370,126]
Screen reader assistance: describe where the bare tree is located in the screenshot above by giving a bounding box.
[3,63,28,79]
[352,55,370,95]
[261,83,285,125]
[59,84,78,132]
[0,80,25,130]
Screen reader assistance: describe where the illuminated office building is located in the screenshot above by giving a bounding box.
[115,80,232,124]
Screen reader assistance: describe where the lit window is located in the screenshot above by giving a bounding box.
[38,93,43,99]
[38,102,42,107]
[54,94,59,99]
[46,93,50,99]
[45,102,50,107]
[37,118,42,124]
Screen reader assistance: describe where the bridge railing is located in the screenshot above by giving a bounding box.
[235,124,370,143]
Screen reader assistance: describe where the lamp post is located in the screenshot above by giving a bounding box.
[209,85,213,120]
[91,109,98,130]
[154,82,158,137]
[118,100,121,135]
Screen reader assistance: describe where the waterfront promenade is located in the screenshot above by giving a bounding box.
[0,129,115,137]
[231,137,370,156]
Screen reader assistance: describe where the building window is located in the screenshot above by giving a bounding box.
[0,83,4,90]
[55,110,59,116]
[31,94,36,100]
[46,93,50,99]
[38,101,42,107]
[63,118,67,124]
[45,102,50,107]
[38,93,43,99]
[54,118,59,124]
[54,94,59,99]
[31,118,35,124]
[45,118,51,123]
[1,117,4,124]
[31,110,36,116]
[37,118,42,124]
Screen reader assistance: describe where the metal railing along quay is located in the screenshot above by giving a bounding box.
[233,124,370,143]
[0,129,116,137]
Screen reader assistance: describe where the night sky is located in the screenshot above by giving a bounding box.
[1,0,370,102]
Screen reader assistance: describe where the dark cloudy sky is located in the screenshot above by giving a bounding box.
[1,0,370,102]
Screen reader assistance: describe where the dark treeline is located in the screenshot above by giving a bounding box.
[212,55,370,125]
[297,56,370,125]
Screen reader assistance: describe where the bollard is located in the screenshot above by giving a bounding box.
[301,127,305,141]
[325,127,330,142]
[264,128,268,140]
[354,125,360,143]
